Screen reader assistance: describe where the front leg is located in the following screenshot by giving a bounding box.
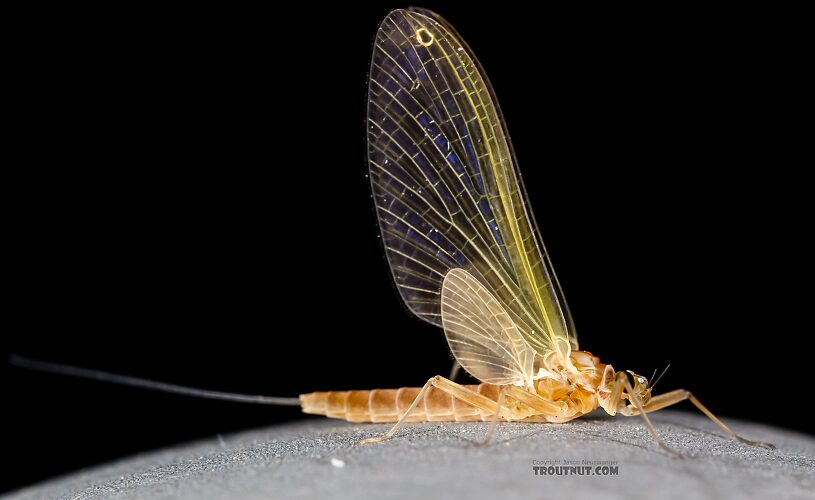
[617,373,685,458]
[621,388,775,449]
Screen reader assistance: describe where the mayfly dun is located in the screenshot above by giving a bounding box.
[11,7,774,458]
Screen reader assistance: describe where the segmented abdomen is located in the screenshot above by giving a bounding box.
[299,384,501,423]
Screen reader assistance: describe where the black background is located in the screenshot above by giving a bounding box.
[3,2,811,494]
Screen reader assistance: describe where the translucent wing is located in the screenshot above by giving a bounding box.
[410,8,579,348]
[441,268,535,387]
[367,8,577,359]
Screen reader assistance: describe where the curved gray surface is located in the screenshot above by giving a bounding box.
[5,410,814,500]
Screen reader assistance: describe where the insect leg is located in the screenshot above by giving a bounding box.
[359,376,506,445]
[359,377,437,445]
[506,386,571,418]
[628,389,775,449]
[448,360,461,381]
[620,373,686,458]
[479,386,507,446]
[430,376,510,415]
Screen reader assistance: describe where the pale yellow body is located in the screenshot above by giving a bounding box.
[300,350,774,456]
[319,9,777,456]
[301,383,510,423]
[301,350,607,424]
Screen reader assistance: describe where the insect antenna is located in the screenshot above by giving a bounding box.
[8,354,301,406]
[650,363,671,390]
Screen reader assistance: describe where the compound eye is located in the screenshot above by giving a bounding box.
[637,376,646,385]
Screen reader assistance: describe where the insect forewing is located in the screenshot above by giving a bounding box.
[367,8,577,359]
[441,268,535,387]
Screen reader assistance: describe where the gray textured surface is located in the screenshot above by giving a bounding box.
[5,410,814,500]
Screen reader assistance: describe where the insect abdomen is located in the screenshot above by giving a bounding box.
[299,384,501,423]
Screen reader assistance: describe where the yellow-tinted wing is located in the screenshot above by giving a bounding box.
[441,268,535,388]
[367,8,577,362]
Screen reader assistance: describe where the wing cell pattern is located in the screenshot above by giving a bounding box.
[441,268,535,387]
[367,8,577,361]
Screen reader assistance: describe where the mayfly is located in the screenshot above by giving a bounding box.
[12,7,774,458]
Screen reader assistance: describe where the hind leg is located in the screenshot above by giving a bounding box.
[448,360,461,381]
[359,376,510,445]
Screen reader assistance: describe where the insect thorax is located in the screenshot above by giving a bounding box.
[530,350,607,422]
